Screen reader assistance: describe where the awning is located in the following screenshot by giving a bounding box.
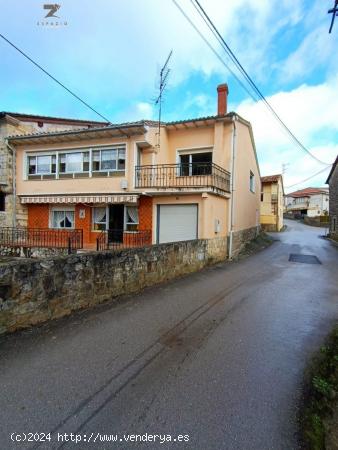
[20,194,139,204]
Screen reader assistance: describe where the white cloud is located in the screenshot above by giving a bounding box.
[236,76,338,191]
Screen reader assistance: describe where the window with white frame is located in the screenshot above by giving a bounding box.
[92,147,126,172]
[51,209,75,229]
[125,206,139,231]
[59,151,89,173]
[250,171,255,192]
[28,154,56,175]
[92,207,107,230]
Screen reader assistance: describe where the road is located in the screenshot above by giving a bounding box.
[0,219,337,450]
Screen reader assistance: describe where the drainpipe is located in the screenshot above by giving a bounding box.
[5,139,16,228]
[228,115,237,259]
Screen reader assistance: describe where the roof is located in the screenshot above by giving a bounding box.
[7,122,148,145]
[6,114,236,143]
[287,187,329,198]
[326,155,338,184]
[261,174,282,183]
[0,111,108,126]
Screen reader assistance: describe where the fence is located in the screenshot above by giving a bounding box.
[135,163,230,193]
[96,229,152,251]
[0,227,83,253]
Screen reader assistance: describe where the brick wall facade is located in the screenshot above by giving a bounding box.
[138,196,152,231]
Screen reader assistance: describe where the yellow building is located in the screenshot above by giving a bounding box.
[260,175,284,231]
[7,84,261,257]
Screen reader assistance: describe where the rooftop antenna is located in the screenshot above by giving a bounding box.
[155,50,172,149]
[282,163,290,175]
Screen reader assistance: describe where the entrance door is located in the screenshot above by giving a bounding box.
[108,205,124,242]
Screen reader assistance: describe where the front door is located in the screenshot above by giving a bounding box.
[108,205,124,242]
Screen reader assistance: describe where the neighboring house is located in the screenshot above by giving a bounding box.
[284,187,329,218]
[7,84,261,257]
[326,155,338,241]
[0,112,107,227]
[260,174,284,231]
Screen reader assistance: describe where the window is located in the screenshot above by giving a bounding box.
[59,152,89,173]
[261,192,264,202]
[92,147,125,172]
[0,192,5,212]
[125,206,139,231]
[93,207,107,230]
[179,151,212,176]
[28,155,56,175]
[250,171,255,192]
[333,216,337,232]
[51,209,75,229]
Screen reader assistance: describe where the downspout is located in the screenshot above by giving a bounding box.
[228,115,237,259]
[5,139,16,227]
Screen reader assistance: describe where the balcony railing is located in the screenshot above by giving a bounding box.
[135,163,230,193]
[96,229,152,251]
[0,227,83,253]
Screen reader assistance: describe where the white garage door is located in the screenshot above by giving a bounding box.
[157,204,198,243]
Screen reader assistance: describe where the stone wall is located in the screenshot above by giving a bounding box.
[0,245,70,258]
[0,237,228,335]
[231,225,260,257]
[329,164,338,241]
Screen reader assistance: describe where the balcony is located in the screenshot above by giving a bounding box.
[135,163,230,194]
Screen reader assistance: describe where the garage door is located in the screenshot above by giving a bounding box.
[157,204,198,243]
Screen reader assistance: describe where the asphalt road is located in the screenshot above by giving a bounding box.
[1,220,337,450]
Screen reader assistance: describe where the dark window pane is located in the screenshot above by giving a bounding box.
[180,154,190,176]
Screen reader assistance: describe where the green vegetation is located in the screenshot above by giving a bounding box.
[301,326,338,449]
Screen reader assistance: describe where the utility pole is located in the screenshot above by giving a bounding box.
[155,50,172,150]
[328,0,338,33]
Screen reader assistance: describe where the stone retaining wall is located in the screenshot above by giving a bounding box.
[0,245,70,258]
[232,225,260,257]
[0,237,228,335]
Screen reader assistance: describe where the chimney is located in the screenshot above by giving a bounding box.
[217,83,229,116]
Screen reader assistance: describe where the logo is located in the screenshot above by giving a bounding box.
[37,3,68,27]
[44,4,60,18]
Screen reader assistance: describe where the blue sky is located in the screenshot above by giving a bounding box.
[0,0,337,191]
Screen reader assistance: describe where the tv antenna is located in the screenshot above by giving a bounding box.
[155,50,172,149]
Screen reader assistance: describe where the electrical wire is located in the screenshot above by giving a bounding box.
[285,166,330,189]
[0,33,112,124]
[172,0,331,166]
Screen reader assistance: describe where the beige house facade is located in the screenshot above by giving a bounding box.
[260,175,284,231]
[7,85,261,257]
[0,112,107,228]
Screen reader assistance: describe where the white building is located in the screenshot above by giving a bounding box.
[284,187,329,218]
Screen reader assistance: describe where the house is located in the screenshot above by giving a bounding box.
[260,174,284,231]
[284,187,329,218]
[0,112,107,228]
[326,155,338,241]
[6,84,261,257]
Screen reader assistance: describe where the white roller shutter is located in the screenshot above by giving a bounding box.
[157,204,198,243]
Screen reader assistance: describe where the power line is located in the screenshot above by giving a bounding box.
[285,166,330,189]
[191,0,331,167]
[171,0,261,103]
[0,33,112,124]
[172,0,331,166]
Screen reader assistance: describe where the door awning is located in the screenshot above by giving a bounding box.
[20,194,139,204]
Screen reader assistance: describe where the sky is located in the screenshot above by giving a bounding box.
[0,0,337,192]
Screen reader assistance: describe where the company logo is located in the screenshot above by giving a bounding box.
[37,3,68,27]
[44,4,60,18]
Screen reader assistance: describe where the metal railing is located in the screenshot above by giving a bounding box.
[0,227,83,253]
[135,163,230,193]
[96,229,152,251]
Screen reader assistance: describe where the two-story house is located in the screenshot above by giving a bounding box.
[284,187,329,218]
[0,112,107,228]
[326,155,338,241]
[260,174,284,231]
[7,84,261,257]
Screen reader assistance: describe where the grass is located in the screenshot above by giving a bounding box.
[301,325,338,449]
